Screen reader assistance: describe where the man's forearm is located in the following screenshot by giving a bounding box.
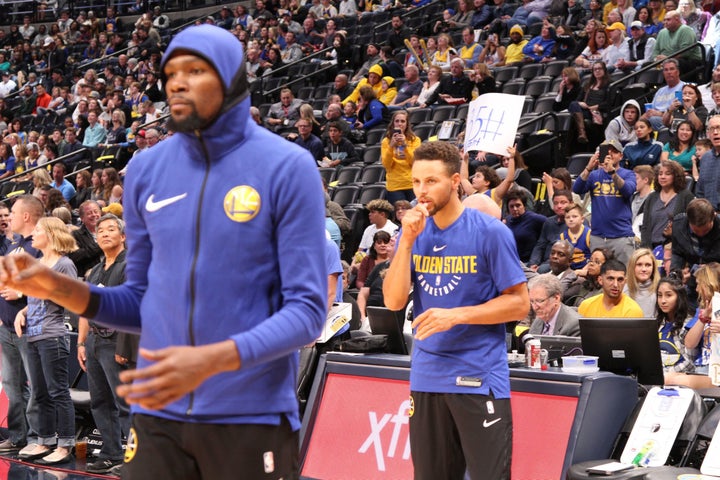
[383,241,413,311]
[48,271,91,315]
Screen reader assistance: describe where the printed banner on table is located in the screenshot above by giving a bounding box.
[464,93,525,156]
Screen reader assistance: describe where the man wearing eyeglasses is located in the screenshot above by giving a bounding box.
[695,115,720,210]
[290,118,324,164]
[528,274,580,336]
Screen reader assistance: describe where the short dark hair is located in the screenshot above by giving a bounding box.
[505,188,526,205]
[327,121,344,133]
[553,189,573,202]
[600,258,627,275]
[413,141,462,176]
[687,198,716,226]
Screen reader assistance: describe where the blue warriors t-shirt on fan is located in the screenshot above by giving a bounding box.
[406,208,526,398]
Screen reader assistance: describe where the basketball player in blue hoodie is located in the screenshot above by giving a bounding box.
[0,25,327,479]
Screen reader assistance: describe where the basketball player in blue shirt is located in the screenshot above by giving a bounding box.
[384,141,529,480]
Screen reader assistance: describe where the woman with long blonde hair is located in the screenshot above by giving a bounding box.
[624,248,660,317]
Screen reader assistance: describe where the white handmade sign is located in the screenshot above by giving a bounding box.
[464,93,525,156]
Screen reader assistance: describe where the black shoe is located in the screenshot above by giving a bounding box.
[0,439,22,452]
[86,458,123,473]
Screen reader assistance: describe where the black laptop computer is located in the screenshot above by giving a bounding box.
[366,306,409,355]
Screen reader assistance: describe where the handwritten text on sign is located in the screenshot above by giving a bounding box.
[464,93,525,156]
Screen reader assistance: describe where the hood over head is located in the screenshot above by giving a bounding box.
[621,99,641,117]
[368,64,383,77]
[161,24,249,121]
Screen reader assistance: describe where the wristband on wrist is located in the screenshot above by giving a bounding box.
[699,315,711,325]
[77,343,85,347]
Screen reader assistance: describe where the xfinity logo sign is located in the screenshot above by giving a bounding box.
[358,400,412,471]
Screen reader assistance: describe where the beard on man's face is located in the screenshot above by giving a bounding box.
[167,103,212,132]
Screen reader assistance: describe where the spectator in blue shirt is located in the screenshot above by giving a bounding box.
[292,118,324,165]
[522,24,557,62]
[50,162,76,201]
[696,115,720,210]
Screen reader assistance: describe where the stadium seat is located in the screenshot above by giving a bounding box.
[408,108,432,125]
[413,123,436,141]
[533,93,557,113]
[363,145,382,164]
[567,153,593,177]
[493,66,519,85]
[358,184,386,204]
[502,78,525,95]
[524,76,553,98]
[318,167,336,185]
[365,128,386,146]
[431,105,457,123]
[519,63,544,81]
[455,103,469,121]
[358,164,386,184]
[332,185,361,207]
[543,60,569,78]
[334,165,362,185]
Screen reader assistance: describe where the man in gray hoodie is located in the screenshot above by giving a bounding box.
[605,99,641,146]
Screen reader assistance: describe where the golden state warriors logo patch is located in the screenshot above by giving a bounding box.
[224,186,261,222]
[408,395,414,417]
[124,427,138,463]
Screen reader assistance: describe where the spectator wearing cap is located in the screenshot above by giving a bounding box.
[279,11,302,35]
[573,139,637,265]
[102,202,123,217]
[351,43,382,83]
[216,6,234,30]
[280,31,304,63]
[502,25,529,65]
[618,21,656,71]
[0,72,16,99]
[357,199,398,253]
[343,63,383,107]
[602,22,631,70]
[45,36,66,74]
